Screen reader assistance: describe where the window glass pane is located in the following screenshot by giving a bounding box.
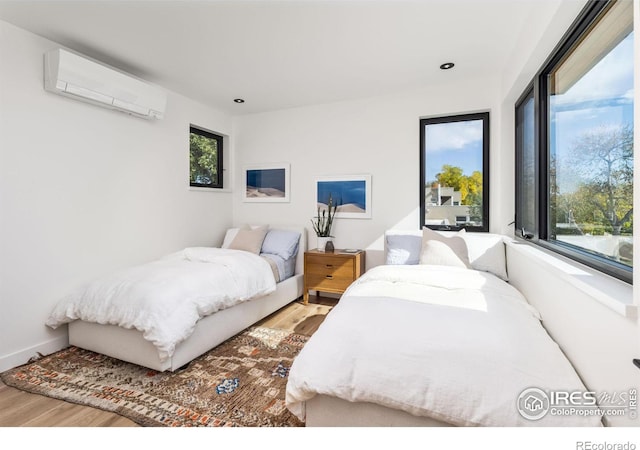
[190,127,223,188]
[422,115,487,230]
[516,91,536,237]
[548,1,633,268]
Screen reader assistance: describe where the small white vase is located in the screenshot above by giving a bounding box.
[317,236,332,252]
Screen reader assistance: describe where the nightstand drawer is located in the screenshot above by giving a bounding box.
[305,272,354,292]
[305,255,354,277]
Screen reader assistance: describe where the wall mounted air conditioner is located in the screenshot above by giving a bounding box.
[44,48,167,120]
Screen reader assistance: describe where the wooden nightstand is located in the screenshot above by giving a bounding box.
[303,249,365,304]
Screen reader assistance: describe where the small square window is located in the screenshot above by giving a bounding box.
[190,126,223,189]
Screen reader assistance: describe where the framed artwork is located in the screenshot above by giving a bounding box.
[243,163,290,202]
[315,174,372,219]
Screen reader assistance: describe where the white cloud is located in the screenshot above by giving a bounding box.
[425,120,483,153]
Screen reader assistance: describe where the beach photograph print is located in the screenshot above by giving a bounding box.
[243,163,290,202]
[316,175,371,219]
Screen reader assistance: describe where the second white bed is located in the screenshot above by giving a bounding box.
[286,264,602,427]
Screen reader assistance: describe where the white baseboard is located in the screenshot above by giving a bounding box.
[0,336,68,373]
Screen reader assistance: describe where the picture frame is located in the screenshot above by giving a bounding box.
[243,163,290,202]
[315,174,372,219]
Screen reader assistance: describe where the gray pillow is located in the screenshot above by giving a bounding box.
[261,229,300,260]
[385,232,422,265]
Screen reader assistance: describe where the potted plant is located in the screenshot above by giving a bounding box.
[311,194,339,252]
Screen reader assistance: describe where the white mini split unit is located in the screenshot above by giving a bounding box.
[44,48,167,120]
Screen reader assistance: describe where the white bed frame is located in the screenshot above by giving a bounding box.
[68,227,307,372]
[306,395,452,427]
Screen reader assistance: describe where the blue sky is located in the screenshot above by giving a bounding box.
[424,119,484,183]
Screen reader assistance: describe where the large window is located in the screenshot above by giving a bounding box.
[189,125,223,189]
[420,112,490,232]
[515,0,633,282]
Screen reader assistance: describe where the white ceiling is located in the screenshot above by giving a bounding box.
[0,0,559,115]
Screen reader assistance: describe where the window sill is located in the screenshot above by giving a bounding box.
[188,187,232,193]
[504,238,636,319]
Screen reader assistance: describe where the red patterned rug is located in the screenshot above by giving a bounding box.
[1,326,308,427]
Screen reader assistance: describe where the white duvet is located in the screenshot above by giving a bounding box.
[286,265,602,426]
[46,247,276,362]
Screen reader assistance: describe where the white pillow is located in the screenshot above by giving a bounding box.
[385,228,509,281]
[222,224,266,248]
[462,233,508,281]
[227,225,269,254]
[419,227,471,269]
[420,240,470,268]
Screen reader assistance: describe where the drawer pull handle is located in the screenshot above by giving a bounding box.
[325,264,333,268]
[325,275,333,280]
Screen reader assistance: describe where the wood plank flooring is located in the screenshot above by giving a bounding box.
[0,296,337,427]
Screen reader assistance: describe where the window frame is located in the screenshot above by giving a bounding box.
[514,0,633,284]
[189,125,224,189]
[420,112,490,232]
[515,85,537,241]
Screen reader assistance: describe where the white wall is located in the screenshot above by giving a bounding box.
[231,0,587,270]
[0,21,234,371]
[232,77,507,268]
[506,242,636,427]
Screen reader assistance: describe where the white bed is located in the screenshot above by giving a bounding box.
[47,225,306,372]
[285,228,603,427]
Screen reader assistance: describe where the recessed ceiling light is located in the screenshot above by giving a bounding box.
[440,62,455,70]
[233,98,245,103]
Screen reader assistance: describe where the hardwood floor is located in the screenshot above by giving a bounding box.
[0,296,337,427]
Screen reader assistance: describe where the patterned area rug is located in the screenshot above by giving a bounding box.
[1,326,308,427]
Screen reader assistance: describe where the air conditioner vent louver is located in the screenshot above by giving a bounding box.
[44,48,166,120]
